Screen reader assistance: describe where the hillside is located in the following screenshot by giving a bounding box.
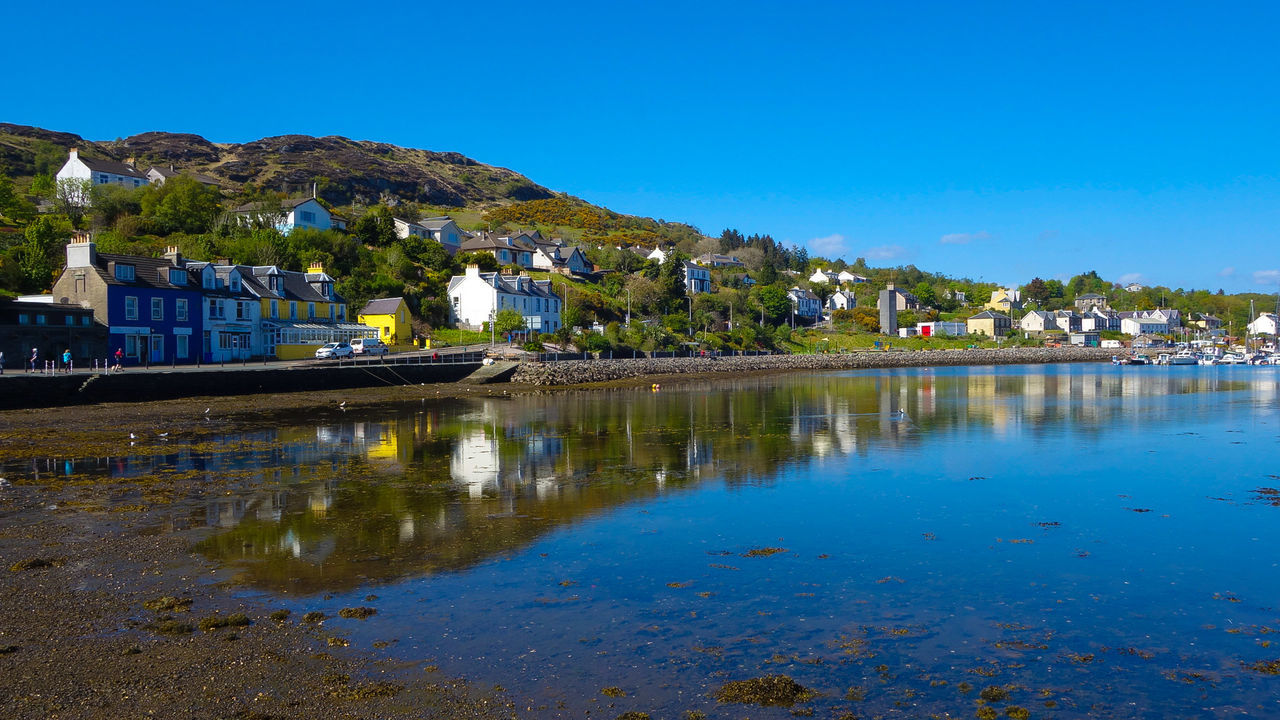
[0,123,554,207]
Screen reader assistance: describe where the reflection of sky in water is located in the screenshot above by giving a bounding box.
[10,364,1280,717]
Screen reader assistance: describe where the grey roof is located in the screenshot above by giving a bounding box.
[460,232,536,252]
[361,297,404,315]
[419,217,456,230]
[232,197,319,213]
[78,155,147,179]
[970,310,1009,320]
[88,252,193,291]
[447,272,558,300]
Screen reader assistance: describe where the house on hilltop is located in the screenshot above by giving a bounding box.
[56,148,149,203]
[230,197,333,233]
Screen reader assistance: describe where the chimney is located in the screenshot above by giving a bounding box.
[312,182,317,199]
[66,231,96,268]
[216,257,231,266]
[465,264,480,278]
[68,147,79,161]
[308,261,325,275]
[163,246,182,266]
[125,157,136,170]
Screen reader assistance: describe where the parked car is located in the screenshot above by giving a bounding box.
[351,338,388,356]
[315,342,353,359]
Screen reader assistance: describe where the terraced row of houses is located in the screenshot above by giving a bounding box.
[49,233,380,364]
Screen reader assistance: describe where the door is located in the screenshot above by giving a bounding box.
[150,334,164,363]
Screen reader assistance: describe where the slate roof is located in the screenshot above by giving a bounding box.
[970,310,1009,320]
[78,155,147,179]
[361,297,404,315]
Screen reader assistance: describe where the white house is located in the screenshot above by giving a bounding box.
[809,268,839,284]
[838,271,869,284]
[828,290,856,311]
[694,253,745,268]
[532,244,593,274]
[787,287,822,319]
[231,197,332,233]
[56,148,149,197]
[459,232,536,268]
[646,247,669,263]
[146,166,220,187]
[1248,312,1279,336]
[394,217,429,240]
[1082,308,1121,332]
[1020,310,1058,333]
[420,216,464,254]
[1053,310,1082,333]
[447,265,561,333]
[1121,316,1168,335]
[683,261,711,294]
[1124,282,1147,292]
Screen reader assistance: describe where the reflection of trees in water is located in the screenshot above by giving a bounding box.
[195,369,1255,593]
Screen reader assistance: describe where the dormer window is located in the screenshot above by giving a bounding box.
[115,264,135,282]
[168,268,185,285]
[269,275,282,293]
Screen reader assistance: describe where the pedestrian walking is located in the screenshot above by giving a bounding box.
[29,347,38,373]
[112,348,124,372]
[0,350,5,374]
[62,348,72,373]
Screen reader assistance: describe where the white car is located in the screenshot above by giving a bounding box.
[315,342,354,359]
[351,338,388,356]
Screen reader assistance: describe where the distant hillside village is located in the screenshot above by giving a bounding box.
[1,144,1278,368]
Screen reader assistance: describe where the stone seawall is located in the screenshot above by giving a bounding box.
[511,347,1117,386]
[0,363,482,410]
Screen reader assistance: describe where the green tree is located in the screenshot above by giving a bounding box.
[913,282,937,309]
[1024,277,1050,305]
[89,184,143,230]
[140,176,223,234]
[757,259,778,285]
[494,308,526,342]
[19,216,67,291]
[30,174,55,200]
[454,251,498,272]
[757,285,791,324]
[54,178,92,226]
[352,206,397,246]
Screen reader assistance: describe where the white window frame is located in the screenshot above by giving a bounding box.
[151,297,164,321]
[125,296,138,321]
[176,298,188,322]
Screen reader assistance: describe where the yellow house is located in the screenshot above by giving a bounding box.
[985,288,1023,313]
[243,262,374,359]
[359,297,411,345]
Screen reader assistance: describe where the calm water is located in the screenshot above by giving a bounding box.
[13,364,1280,718]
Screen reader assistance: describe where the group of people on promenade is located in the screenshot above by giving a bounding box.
[1,347,125,375]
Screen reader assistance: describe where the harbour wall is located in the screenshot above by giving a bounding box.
[0,363,481,410]
[511,347,1118,386]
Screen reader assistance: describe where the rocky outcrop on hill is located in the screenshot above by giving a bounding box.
[512,347,1118,386]
[0,123,555,207]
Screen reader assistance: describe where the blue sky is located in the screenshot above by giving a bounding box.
[6,1,1280,291]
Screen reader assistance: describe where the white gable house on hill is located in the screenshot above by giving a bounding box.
[447,265,562,333]
[56,148,149,202]
[231,197,332,233]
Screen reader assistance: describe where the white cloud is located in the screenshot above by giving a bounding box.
[807,233,848,259]
[939,230,991,245]
[865,244,906,260]
[1118,273,1145,284]
[1219,267,1236,277]
[1253,269,1280,286]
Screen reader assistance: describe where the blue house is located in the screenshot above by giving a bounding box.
[52,235,204,365]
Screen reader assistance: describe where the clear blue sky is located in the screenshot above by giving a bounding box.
[7,1,1280,292]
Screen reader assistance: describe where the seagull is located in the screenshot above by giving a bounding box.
[338,401,346,408]
[129,433,137,440]
[157,432,169,438]
[204,408,211,414]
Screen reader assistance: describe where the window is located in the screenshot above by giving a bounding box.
[125,296,138,320]
[18,313,29,325]
[65,315,75,326]
[175,335,188,359]
[307,302,315,320]
[169,269,185,285]
[81,316,91,327]
[151,297,163,321]
[289,302,297,320]
[176,299,188,321]
[115,264,135,281]
[124,335,138,359]
[36,314,47,325]
[300,211,316,223]
[236,301,249,320]
[270,300,278,319]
